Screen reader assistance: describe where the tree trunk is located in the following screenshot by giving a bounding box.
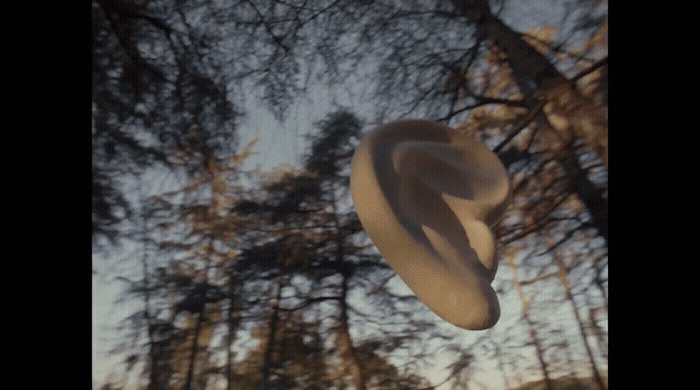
[330,191,367,390]
[183,308,204,390]
[451,0,609,245]
[225,278,240,390]
[140,196,173,390]
[526,315,554,390]
[336,274,366,390]
[184,238,215,390]
[450,0,607,165]
[553,251,607,390]
[592,258,608,311]
[507,258,554,390]
[262,278,284,390]
[588,307,608,364]
[491,339,512,389]
[559,149,608,244]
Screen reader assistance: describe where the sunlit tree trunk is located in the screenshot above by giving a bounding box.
[261,279,283,390]
[588,307,608,364]
[491,338,512,390]
[560,337,585,388]
[140,200,157,390]
[526,316,554,390]
[183,298,205,390]
[137,192,173,390]
[559,150,608,244]
[331,190,366,390]
[225,320,233,390]
[225,276,240,390]
[336,273,366,390]
[552,250,607,390]
[451,0,609,246]
[592,258,608,312]
[450,0,607,164]
[507,257,554,390]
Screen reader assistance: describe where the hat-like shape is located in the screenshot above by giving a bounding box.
[350,119,511,330]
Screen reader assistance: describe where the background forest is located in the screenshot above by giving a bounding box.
[92,0,608,389]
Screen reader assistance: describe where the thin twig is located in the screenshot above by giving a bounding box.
[493,98,546,154]
[572,56,608,82]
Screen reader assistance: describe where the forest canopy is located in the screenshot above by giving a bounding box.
[92,1,608,389]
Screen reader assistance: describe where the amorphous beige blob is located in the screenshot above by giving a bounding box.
[350,119,511,330]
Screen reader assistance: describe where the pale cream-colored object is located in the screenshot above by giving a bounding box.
[350,119,511,330]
